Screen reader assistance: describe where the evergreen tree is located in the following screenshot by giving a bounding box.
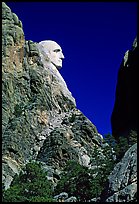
[104,132,137,162]
[54,141,115,202]
[128,130,137,146]
[54,160,94,202]
[3,161,54,202]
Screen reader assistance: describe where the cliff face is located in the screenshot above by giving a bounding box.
[2,3,137,202]
[101,143,137,202]
[2,2,103,189]
[111,38,137,141]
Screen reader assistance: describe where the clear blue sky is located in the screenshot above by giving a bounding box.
[6,2,137,137]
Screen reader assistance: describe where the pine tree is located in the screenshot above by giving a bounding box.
[3,161,54,202]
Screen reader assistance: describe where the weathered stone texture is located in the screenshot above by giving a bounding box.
[101,143,137,202]
[2,2,103,189]
[37,110,103,169]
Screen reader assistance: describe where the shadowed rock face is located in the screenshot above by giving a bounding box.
[111,38,137,142]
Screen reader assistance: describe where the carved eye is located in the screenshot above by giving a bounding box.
[53,49,61,53]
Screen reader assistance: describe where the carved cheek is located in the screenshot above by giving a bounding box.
[50,52,56,61]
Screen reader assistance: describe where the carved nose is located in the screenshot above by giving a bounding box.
[60,52,65,59]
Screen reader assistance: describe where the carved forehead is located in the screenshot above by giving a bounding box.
[39,40,62,51]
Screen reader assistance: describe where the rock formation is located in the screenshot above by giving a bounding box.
[101,143,137,202]
[111,38,137,142]
[2,2,103,190]
[2,3,137,202]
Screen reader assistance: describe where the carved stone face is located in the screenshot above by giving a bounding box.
[39,40,65,69]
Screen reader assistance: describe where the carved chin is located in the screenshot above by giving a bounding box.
[56,64,62,70]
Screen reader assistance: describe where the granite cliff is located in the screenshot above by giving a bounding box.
[2,2,137,202]
[2,1,103,190]
[101,143,137,202]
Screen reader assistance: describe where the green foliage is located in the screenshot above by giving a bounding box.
[128,130,137,147]
[54,160,93,201]
[2,185,27,202]
[114,136,129,161]
[104,133,127,162]
[90,143,115,196]
[104,133,117,148]
[104,131,137,162]
[3,161,54,202]
[54,144,115,202]
[14,103,24,117]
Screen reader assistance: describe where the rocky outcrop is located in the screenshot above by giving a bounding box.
[101,143,137,202]
[54,192,77,202]
[2,2,103,189]
[37,111,103,169]
[111,38,137,142]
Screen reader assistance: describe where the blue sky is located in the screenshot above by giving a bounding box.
[6,2,137,137]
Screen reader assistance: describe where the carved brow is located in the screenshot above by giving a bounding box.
[53,49,61,53]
